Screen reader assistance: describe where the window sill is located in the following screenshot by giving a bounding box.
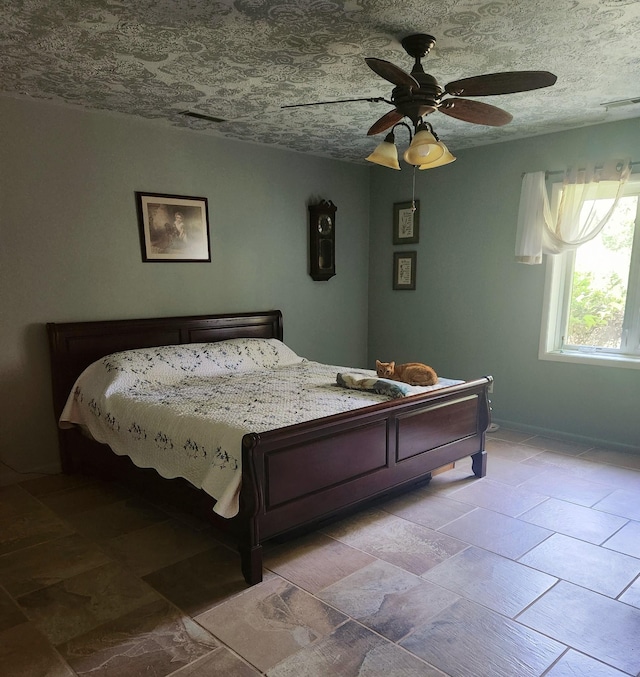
[539,349,640,370]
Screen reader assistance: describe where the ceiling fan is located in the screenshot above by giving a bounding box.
[282,33,557,136]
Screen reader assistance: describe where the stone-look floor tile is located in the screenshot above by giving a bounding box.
[424,546,556,617]
[323,508,467,575]
[518,581,640,675]
[523,450,605,475]
[593,488,640,521]
[490,428,537,444]
[525,454,640,495]
[439,507,552,559]
[556,452,640,491]
[482,454,548,487]
[520,467,615,507]
[0,483,44,518]
[546,649,632,676]
[525,449,640,482]
[102,518,216,576]
[0,585,28,632]
[4,441,640,676]
[0,621,75,676]
[264,532,375,594]
[524,436,593,456]
[318,559,459,642]
[144,543,248,616]
[619,577,640,609]
[195,575,346,673]
[579,463,640,493]
[58,598,218,676]
[167,647,260,676]
[19,472,92,496]
[485,438,543,462]
[582,448,640,471]
[381,489,475,529]
[519,533,640,598]
[0,505,74,556]
[401,596,564,677]
[65,496,170,541]
[0,465,45,487]
[420,468,478,495]
[0,532,111,596]
[447,478,547,517]
[267,619,445,677]
[519,497,628,544]
[36,481,132,516]
[17,560,161,645]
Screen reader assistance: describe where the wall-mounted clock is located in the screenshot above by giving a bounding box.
[308,200,336,281]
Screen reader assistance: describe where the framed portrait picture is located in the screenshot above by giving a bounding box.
[135,192,211,262]
[393,200,420,244]
[393,251,417,290]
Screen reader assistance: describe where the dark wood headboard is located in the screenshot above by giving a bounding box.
[47,310,283,419]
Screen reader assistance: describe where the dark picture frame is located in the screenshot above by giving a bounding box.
[393,200,420,244]
[135,192,211,262]
[393,251,417,290]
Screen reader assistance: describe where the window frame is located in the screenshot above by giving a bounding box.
[539,174,640,369]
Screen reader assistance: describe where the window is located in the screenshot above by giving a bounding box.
[540,175,640,368]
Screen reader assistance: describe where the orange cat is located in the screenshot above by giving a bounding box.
[376,360,438,386]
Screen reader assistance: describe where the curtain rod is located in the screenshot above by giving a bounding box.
[545,160,639,177]
[522,160,639,178]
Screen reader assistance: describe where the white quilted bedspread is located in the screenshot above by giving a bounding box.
[59,338,457,517]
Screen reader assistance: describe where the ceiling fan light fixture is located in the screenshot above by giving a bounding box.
[418,142,456,169]
[365,131,401,170]
[403,123,443,166]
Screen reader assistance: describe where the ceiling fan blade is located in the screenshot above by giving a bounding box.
[439,98,513,126]
[445,71,557,97]
[365,57,420,88]
[367,109,404,136]
[281,96,389,109]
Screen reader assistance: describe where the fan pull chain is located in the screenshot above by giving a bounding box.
[411,165,417,212]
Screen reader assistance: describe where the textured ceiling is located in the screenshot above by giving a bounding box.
[2,0,640,164]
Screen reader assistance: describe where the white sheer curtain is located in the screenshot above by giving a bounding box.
[515,158,632,264]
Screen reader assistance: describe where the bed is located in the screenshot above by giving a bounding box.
[47,309,492,585]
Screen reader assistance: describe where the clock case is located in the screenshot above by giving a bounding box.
[308,200,336,281]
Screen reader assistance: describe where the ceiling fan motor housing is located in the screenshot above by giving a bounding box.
[392,71,443,122]
[393,34,444,122]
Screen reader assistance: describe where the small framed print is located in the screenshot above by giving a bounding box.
[136,192,211,262]
[393,200,420,244]
[393,251,417,290]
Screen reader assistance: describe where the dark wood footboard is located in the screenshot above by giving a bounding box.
[47,310,492,586]
[238,376,491,584]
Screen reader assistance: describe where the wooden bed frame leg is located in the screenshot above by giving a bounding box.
[239,544,263,585]
[471,449,487,477]
[58,430,80,475]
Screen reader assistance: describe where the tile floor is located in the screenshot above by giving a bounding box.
[1,429,640,676]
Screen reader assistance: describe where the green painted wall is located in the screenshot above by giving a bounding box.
[368,117,640,452]
[0,96,370,473]
[2,94,638,474]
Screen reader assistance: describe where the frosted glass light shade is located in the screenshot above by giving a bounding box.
[365,137,401,170]
[403,129,444,166]
[418,142,456,169]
